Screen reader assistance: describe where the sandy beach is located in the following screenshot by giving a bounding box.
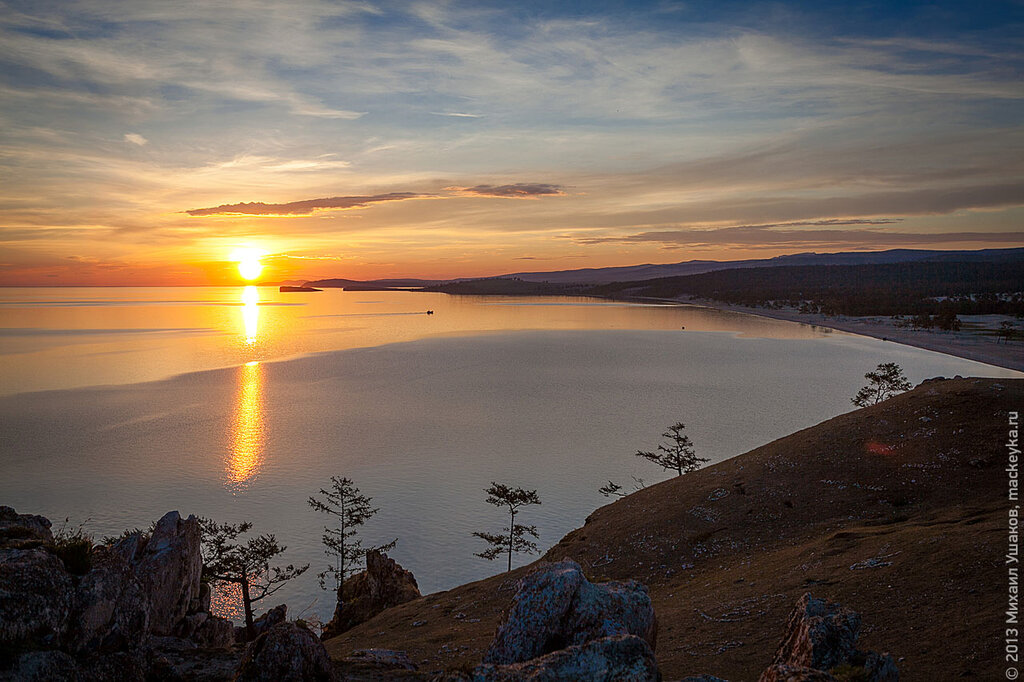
[684,298,1023,372]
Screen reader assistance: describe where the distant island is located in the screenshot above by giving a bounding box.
[279,285,321,292]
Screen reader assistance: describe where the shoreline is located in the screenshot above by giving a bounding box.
[671,297,1023,373]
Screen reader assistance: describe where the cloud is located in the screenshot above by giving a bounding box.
[447,183,566,198]
[430,112,483,118]
[124,133,148,146]
[574,222,1024,248]
[185,192,428,217]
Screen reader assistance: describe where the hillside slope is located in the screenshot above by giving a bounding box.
[325,378,1020,680]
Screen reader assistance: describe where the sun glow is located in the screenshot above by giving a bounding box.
[230,247,265,281]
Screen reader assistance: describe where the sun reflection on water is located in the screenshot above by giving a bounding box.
[241,285,259,344]
[226,360,264,491]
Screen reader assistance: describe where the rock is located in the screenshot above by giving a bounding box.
[191,614,235,649]
[197,581,212,613]
[861,651,899,681]
[236,603,287,642]
[759,664,837,681]
[322,550,421,639]
[342,648,418,671]
[483,560,656,665]
[131,511,202,636]
[766,593,860,672]
[472,634,658,681]
[759,594,898,682]
[235,622,336,682]
[68,545,149,653]
[0,506,53,548]
[0,546,73,647]
[1,650,78,681]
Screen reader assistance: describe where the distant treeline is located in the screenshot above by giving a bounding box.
[588,261,1024,316]
[422,278,586,296]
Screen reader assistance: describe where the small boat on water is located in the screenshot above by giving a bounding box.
[426,310,434,315]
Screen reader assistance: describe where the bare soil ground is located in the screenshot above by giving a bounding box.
[325,378,1021,680]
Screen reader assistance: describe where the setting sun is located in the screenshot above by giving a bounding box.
[230,248,265,281]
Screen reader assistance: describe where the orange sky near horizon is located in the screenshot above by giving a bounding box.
[1,2,1022,286]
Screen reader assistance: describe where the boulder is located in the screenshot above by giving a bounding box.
[234,622,336,682]
[759,594,898,682]
[472,634,658,682]
[1,650,78,681]
[192,615,235,649]
[67,545,149,653]
[322,550,421,639]
[130,511,202,636]
[483,560,656,665]
[767,593,860,672]
[236,603,288,642]
[0,547,73,647]
[0,506,53,548]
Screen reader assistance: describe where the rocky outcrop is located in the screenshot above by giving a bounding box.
[473,634,658,681]
[322,550,421,639]
[67,545,149,653]
[0,507,234,681]
[0,546,73,648]
[129,511,203,635]
[446,561,660,681]
[0,506,53,547]
[757,594,898,682]
[235,622,336,682]
[483,559,656,665]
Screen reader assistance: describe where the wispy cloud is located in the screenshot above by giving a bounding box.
[124,133,148,146]
[430,112,484,118]
[447,183,566,198]
[575,226,1024,248]
[185,193,428,217]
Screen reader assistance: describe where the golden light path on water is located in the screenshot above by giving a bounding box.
[226,286,266,491]
[241,285,259,344]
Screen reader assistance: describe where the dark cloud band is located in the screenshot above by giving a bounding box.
[447,183,566,198]
[186,192,425,217]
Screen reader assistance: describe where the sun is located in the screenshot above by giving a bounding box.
[230,247,265,281]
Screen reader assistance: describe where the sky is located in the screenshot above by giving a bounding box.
[0,0,1022,285]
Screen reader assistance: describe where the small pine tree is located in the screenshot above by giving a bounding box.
[635,422,708,476]
[998,321,1017,344]
[199,518,309,640]
[472,483,541,572]
[851,362,912,407]
[308,476,396,599]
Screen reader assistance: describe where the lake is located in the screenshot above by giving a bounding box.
[1,286,1019,622]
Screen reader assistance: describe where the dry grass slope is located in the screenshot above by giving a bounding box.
[325,377,1020,680]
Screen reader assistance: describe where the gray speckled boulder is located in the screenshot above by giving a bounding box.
[473,634,658,682]
[483,560,656,666]
[0,547,73,647]
[235,622,336,682]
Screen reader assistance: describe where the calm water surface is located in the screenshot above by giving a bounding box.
[1,287,1019,621]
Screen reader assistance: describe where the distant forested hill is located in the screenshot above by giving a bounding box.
[588,260,1024,316]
